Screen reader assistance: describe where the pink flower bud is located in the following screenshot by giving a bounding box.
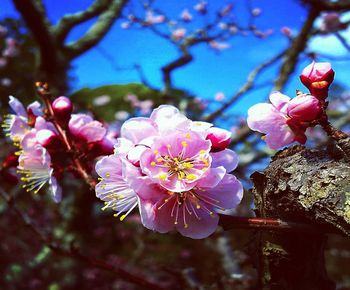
[300,62,335,99]
[287,94,321,122]
[52,96,73,127]
[36,129,62,149]
[206,127,232,151]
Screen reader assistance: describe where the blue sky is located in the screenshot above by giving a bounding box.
[1,0,350,118]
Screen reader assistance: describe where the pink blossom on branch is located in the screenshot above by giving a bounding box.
[300,61,335,99]
[94,105,243,239]
[247,92,321,149]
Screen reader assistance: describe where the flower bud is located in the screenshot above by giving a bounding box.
[206,127,232,152]
[52,96,73,127]
[287,94,321,122]
[36,129,62,149]
[300,62,335,99]
[88,138,114,158]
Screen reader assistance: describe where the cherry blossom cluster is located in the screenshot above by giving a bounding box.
[121,1,270,52]
[247,62,335,149]
[95,105,243,239]
[2,95,114,201]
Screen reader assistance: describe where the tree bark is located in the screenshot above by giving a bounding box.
[251,141,350,290]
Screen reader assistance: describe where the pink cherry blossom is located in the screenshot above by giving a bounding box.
[300,61,335,99]
[287,94,321,122]
[319,13,344,33]
[138,170,243,239]
[68,114,106,143]
[180,9,193,21]
[209,41,230,50]
[140,130,212,192]
[194,1,207,14]
[95,154,140,221]
[2,96,42,144]
[172,28,186,41]
[18,144,62,202]
[145,11,165,25]
[247,92,311,149]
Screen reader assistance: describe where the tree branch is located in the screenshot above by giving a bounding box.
[204,50,286,122]
[54,0,112,43]
[64,0,128,59]
[302,0,350,11]
[274,6,320,91]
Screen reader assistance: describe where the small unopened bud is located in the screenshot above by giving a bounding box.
[36,129,62,149]
[52,96,73,127]
[287,94,321,122]
[206,127,232,152]
[88,138,114,158]
[300,62,335,99]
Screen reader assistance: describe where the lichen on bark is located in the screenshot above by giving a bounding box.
[251,140,350,290]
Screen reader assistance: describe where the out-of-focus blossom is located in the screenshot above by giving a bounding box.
[319,12,345,33]
[229,25,238,34]
[3,37,19,57]
[0,57,7,68]
[180,9,193,21]
[300,61,334,99]
[95,105,243,238]
[281,26,292,37]
[18,144,62,202]
[0,25,7,37]
[138,100,154,115]
[1,78,11,87]
[145,11,165,25]
[219,4,233,17]
[209,41,230,50]
[115,110,130,121]
[247,92,321,149]
[172,28,186,41]
[121,22,130,29]
[214,92,225,101]
[218,22,228,30]
[194,1,207,14]
[251,8,262,16]
[92,95,111,106]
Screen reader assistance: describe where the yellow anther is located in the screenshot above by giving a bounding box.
[154,150,159,155]
[106,173,110,177]
[184,224,189,228]
[183,162,193,168]
[164,155,169,159]
[311,80,328,89]
[158,174,167,181]
[167,144,172,149]
[157,158,163,163]
[185,133,191,139]
[261,135,266,141]
[202,167,208,172]
[151,161,156,166]
[181,141,188,147]
[196,204,201,209]
[199,150,206,155]
[186,174,197,181]
[178,171,185,180]
[120,215,127,221]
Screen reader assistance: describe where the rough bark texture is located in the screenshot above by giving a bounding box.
[251,141,350,290]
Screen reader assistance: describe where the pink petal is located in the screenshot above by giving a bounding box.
[121,117,157,144]
[211,149,239,172]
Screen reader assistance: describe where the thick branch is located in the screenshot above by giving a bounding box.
[303,0,350,11]
[161,50,193,94]
[274,6,320,91]
[64,0,128,59]
[54,0,112,43]
[12,0,58,70]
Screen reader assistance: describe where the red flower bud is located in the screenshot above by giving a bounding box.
[52,96,73,127]
[36,129,62,149]
[287,94,321,122]
[300,62,335,99]
[206,127,232,152]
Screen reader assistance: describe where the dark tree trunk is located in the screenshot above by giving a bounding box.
[251,141,350,290]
